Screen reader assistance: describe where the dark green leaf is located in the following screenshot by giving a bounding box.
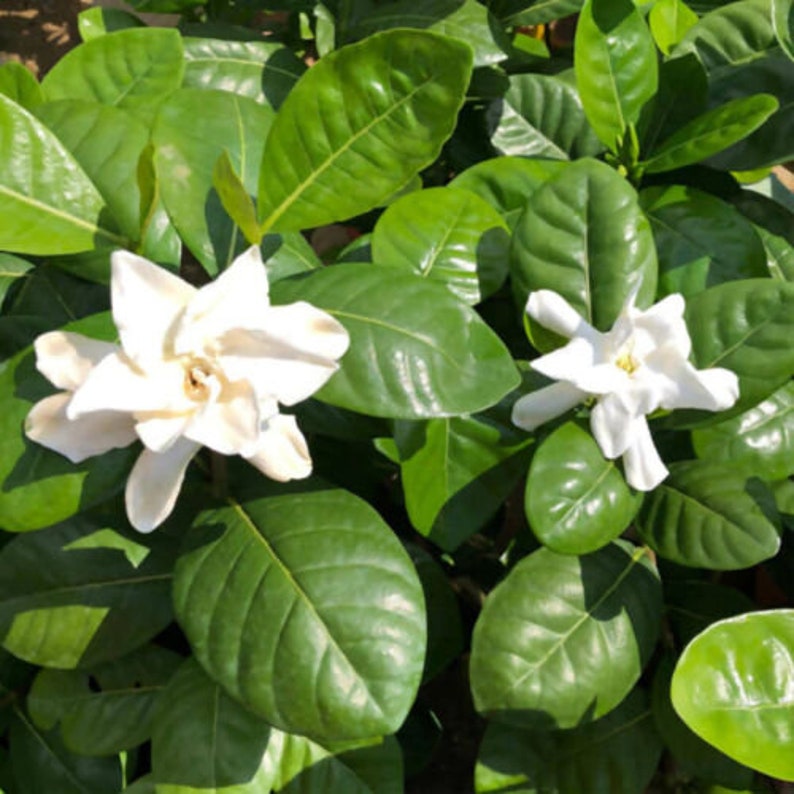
[492,0,584,26]
[257,30,472,233]
[774,0,794,59]
[0,255,32,309]
[272,265,520,418]
[470,542,662,730]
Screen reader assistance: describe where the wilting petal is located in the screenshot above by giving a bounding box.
[183,380,260,455]
[35,332,118,391]
[25,393,137,463]
[111,250,195,365]
[511,381,586,431]
[244,414,312,481]
[621,416,669,491]
[125,437,200,533]
[526,290,599,343]
[174,246,270,355]
[590,393,638,459]
[219,303,349,405]
[68,354,189,418]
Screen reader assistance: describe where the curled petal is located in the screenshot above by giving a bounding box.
[526,290,598,343]
[111,250,195,365]
[125,437,200,533]
[244,414,312,481]
[25,393,137,463]
[621,417,669,491]
[511,381,586,432]
[35,332,118,391]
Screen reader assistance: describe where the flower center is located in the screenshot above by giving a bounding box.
[183,358,215,402]
[615,350,639,375]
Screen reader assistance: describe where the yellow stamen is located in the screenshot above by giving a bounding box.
[615,351,639,374]
[184,359,213,401]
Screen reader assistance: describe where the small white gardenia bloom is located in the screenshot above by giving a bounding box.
[26,247,350,533]
[511,288,739,491]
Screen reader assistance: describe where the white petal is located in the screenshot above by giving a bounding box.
[590,393,638,459]
[135,414,192,453]
[111,250,195,365]
[526,290,598,342]
[34,332,118,391]
[218,303,350,406]
[244,414,312,481]
[531,337,597,383]
[631,293,691,359]
[183,380,261,455]
[25,393,137,463]
[174,246,270,355]
[511,381,587,431]
[646,352,740,412]
[125,438,200,533]
[621,417,669,491]
[68,354,190,418]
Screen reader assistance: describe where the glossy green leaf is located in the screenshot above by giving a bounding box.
[683,279,794,416]
[28,644,182,756]
[492,0,583,25]
[0,254,32,308]
[488,73,603,160]
[9,710,121,794]
[641,94,779,174]
[35,100,150,243]
[470,542,662,730]
[212,150,261,245]
[0,61,43,110]
[773,0,794,59]
[671,610,794,781]
[640,185,768,298]
[257,30,472,233]
[173,486,426,741]
[757,223,794,280]
[261,231,322,284]
[394,412,533,551]
[344,0,509,67]
[182,37,305,110]
[77,6,144,40]
[526,422,642,555]
[510,157,657,338]
[637,460,781,569]
[0,94,122,255]
[449,157,568,230]
[153,88,274,273]
[0,513,175,668]
[0,315,137,532]
[475,688,662,793]
[649,0,699,54]
[42,28,184,111]
[692,381,794,480]
[574,0,658,152]
[371,187,509,304]
[271,265,520,418]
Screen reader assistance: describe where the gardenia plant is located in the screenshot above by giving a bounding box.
[0,0,792,791]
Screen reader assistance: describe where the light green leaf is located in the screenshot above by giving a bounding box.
[0,62,43,110]
[649,0,699,54]
[257,30,472,233]
[261,232,322,284]
[637,460,781,570]
[671,610,794,781]
[773,0,794,59]
[510,157,657,340]
[371,187,510,304]
[77,6,144,41]
[173,486,426,741]
[470,542,662,730]
[212,150,262,245]
[182,37,306,110]
[488,73,603,160]
[42,28,184,112]
[153,88,274,273]
[574,0,658,152]
[0,94,122,255]
[526,422,642,555]
[0,254,32,309]
[271,265,520,418]
[474,688,662,793]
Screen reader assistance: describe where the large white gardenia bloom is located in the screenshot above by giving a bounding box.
[25,247,350,532]
[511,288,739,491]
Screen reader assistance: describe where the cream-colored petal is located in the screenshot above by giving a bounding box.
[621,417,669,491]
[67,354,189,418]
[218,303,349,406]
[244,414,312,481]
[511,381,586,432]
[183,379,261,456]
[111,250,195,365]
[25,393,137,463]
[526,290,598,343]
[135,413,192,453]
[174,246,270,355]
[34,332,118,391]
[125,437,200,533]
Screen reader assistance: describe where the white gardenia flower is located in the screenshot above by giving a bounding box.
[25,246,350,532]
[511,288,739,491]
